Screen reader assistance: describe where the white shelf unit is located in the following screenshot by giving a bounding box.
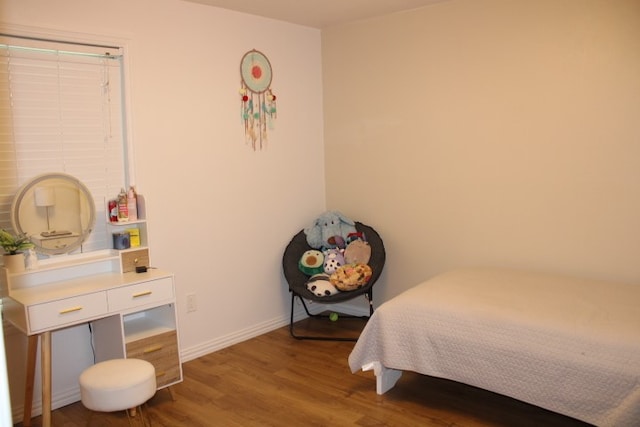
[123,304,176,343]
[106,194,149,249]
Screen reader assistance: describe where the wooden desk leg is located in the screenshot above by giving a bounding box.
[167,386,176,401]
[22,334,38,427]
[41,331,52,427]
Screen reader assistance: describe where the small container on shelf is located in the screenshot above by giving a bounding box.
[126,228,140,247]
[127,186,138,221]
[106,192,147,248]
[117,188,128,222]
[112,231,130,250]
[108,199,118,223]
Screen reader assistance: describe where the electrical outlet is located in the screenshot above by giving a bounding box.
[186,293,197,313]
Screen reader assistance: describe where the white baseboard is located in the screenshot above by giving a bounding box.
[11,385,80,424]
[180,303,308,363]
[180,297,371,363]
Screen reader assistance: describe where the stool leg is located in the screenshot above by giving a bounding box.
[125,405,151,427]
[125,408,134,427]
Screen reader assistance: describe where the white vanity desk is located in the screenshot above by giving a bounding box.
[1,249,182,427]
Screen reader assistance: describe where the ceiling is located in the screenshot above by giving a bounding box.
[181,0,448,29]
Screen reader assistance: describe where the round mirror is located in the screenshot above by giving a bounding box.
[10,173,96,255]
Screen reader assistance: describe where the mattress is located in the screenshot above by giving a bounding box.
[348,268,640,426]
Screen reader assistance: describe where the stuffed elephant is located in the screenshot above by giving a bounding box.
[304,211,357,249]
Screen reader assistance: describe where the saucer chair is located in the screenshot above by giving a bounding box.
[282,221,385,341]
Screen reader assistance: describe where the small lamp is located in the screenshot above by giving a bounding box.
[35,186,55,232]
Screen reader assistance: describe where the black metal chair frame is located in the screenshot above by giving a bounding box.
[282,222,385,341]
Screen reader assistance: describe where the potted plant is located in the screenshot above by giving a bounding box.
[0,229,34,273]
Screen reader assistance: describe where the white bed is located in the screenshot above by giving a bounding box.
[348,268,640,426]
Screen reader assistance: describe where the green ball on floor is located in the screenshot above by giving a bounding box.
[329,312,339,322]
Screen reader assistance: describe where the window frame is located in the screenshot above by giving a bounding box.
[0,24,136,255]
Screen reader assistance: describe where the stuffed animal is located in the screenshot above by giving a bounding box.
[344,240,371,265]
[306,273,340,297]
[346,231,366,244]
[329,235,346,249]
[330,263,373,291]
[323,248,345,274]
[304,211,357,249]
[298,249,325,276]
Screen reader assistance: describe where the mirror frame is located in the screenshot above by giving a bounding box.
[10,173,96,255]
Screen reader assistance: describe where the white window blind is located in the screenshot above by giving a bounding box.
[0,34,127,253]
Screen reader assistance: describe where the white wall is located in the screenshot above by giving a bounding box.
[322,0,640,303]
[1,0,325,420]
[4,0,639,421]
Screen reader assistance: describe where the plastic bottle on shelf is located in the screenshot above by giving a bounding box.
[127,186,138,221]
[117,188,128,222]
[108,199,118,222]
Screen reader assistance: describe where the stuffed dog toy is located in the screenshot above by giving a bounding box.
[304,211,357,249]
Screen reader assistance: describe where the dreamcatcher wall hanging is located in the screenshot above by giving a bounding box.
[239,49,277,150]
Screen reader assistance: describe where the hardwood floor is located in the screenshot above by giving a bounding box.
[18,316,592,426]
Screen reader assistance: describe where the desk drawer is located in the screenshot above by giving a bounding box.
[38,235,78,251]
[28,292,108,332]
[126,330,181,388]
[153,365,181,388]
[108,277,174,312]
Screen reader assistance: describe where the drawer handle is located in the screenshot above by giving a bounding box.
[132,290,152,298]
[59,306,83,314]
[143,345,163,354]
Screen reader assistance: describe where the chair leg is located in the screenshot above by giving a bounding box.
[289,291,372,341]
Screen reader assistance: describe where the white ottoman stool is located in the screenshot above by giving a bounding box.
[79,358,156,426]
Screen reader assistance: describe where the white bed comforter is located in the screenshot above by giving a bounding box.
[349,268,640,426]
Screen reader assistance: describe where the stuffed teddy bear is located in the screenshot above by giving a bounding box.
[306,273,340,297]
[304,211,357,249]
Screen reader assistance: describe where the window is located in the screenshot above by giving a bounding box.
[0,33,129,252]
